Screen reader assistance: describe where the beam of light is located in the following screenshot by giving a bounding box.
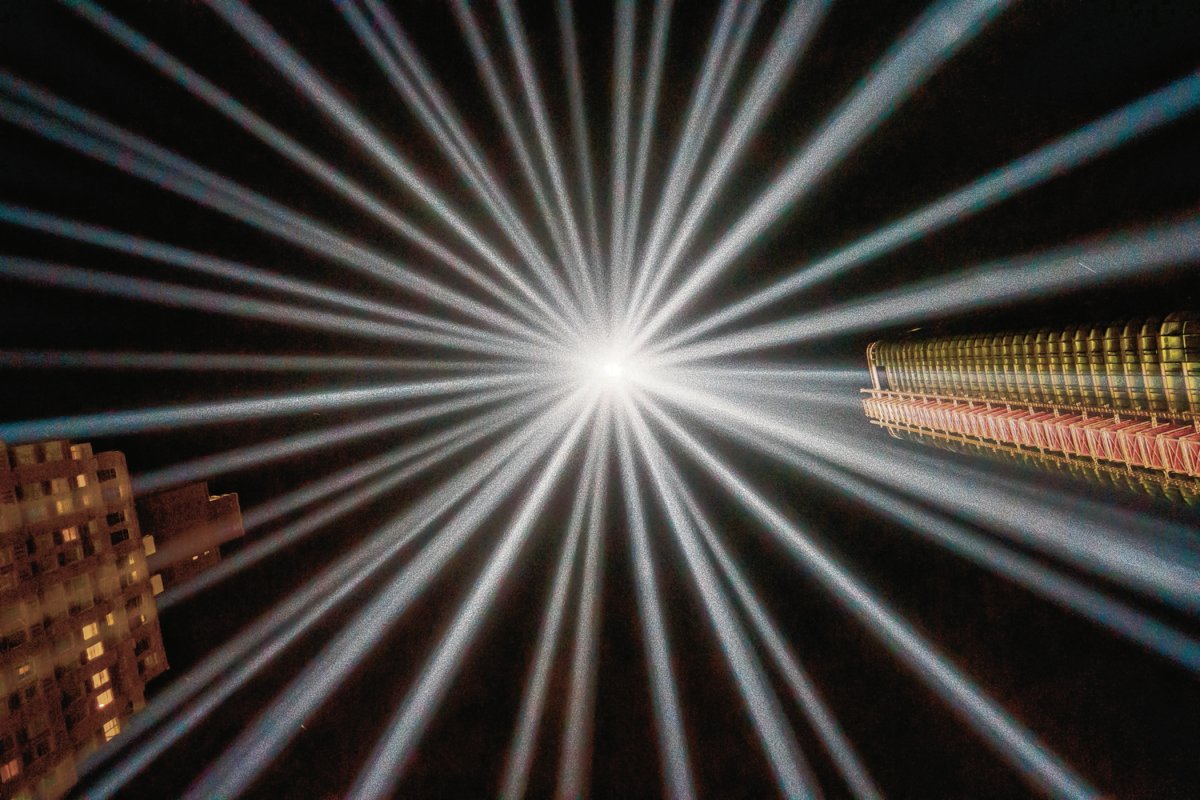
[661,69,1200,350]
[654,365,877,411]
[622,0,763,330]
[638,396,1101,800]
[0,80,555,350]
[186,390,599,800]
[335,0,585,341]
[159,389,560,613]
[622,396,821,800]
[672,480,883,800]
[446,0,588,323]
[0,256,550,360]
[608,0,636,323]
[0,370,540,442]
[624,0,831,335]
[555,411,610,800]
[658,215,1200,364]
[199,0,574,343]
[345,404,598,799]
[613,409,697,800]
[500,405,608,800]
[0,350,488,374]
[495,0,601,321]
[0,203,420,325]
[134,383,538,495]
[643,375,1200,614]
[84,392,584,800]
[556,0,605,285]
[59,0,575,345]
[755,445,1200,675]
[615,0,673,314]
[632,0,1012,348]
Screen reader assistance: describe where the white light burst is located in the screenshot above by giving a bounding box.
[1,1,1198,799]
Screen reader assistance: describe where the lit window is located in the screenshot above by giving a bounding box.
[0,758,19,782]
[95,688,114,710]
[86,642,104,661]
[74,474,88,489]
[102,717,120,741]
[142,536,156,557]
[16,663,31,678]
[90,669,111,689]
[149,575,164,596]
[61,526,78,542]
[127,555,136,566]
[191,555,199,561]
[81,622,99,640]
[105,612,115,627]
[130,570,139,581]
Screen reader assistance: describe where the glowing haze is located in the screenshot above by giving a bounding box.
[0,1,1197,798]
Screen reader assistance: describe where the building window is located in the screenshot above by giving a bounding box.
[85,642,104,661]
[102,717,120,741]
[81,622,99,641]
[74,473,89,489]
[0,758,19,782]
[90,669,111,690]
[97,469,117,483]
[61,526,79,542]
[105,511,125,526]
[110,529,129,546]
[142,536,156,557]
[95,689,114,710]
[15,662,31,679]
[105,612,115,627]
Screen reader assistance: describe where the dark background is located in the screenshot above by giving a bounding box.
[1,1,1198,797]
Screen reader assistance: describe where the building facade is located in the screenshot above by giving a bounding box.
[862,312,1200,503]
[135,482,244,595]
[0,441,167,800]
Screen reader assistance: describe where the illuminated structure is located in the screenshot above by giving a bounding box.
[0,441,166,800]
[863,313,1200,501]
[135,482,244,596]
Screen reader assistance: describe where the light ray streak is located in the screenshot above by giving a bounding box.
[495,0,600,320]
[186,390,599,800]
[556,0,604,283]
[500,406,608,800]
[160,390,559,612]
[60,0,573,343]
[659,215,1200,364]
[662,69,1200,349]
[349,404,605,800]
[757,447,1200,675]
[0,257,546,360]
[336,0,584,340]
[632,0,1012,347]
[0,350,486,374]
[609,0,636,321]
[625,0,831,334]
[0,369,537,442]
[85,392,584,799]
[199,0,574,342]
[622,397,821,799]
[133,385,536,495]
[623,0,761,327]
[616,0,673,313]
[447,0,587,321]
[643,376,1200,613]
[639,396,1101,800]
[0,203,419,324]
[673,482,883,800]
[613,408,697,800]
[555,415,610,800]
[0,84,554,349]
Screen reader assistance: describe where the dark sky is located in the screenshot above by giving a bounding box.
[1,1,1199,798]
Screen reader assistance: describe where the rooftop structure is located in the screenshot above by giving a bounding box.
[863,313,1200,503]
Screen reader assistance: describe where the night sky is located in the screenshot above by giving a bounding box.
[1,1,1199,798]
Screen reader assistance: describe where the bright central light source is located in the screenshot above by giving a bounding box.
[601,360,624,380]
